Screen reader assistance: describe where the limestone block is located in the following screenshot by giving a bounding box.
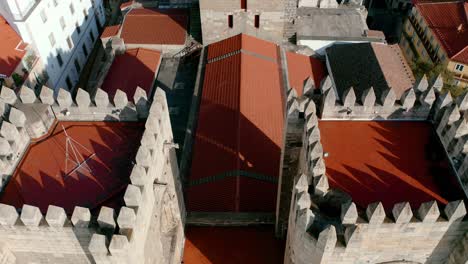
[303,76,314,95]
[296,208,315,231]
[415,74,429,92]
[417,200,440,223]
[296,191,311,210]
[88,234,109,256]
[445,200,466,222]
[71,206,91,227]
[135,145,152,167]
[444,104,462,126]
[313,175,328,195]
[39,85,55,105]
[306,113,318,131]
[117,207,136,238]
[421,87,436,106]
[401,88,416,110]
[312,158,326,176]
[20,204,42,227]
[145,115,160,133]
[57,88,73,108]
[124,185,142,208]
[453,119,468,138]
[45,205,67,227]
[317,225,337,252]
[323,88,336,107]
[295,173,309,193]
[439,91,454,110]
[97,206,116,230]
[19,86,36,104]
[304,100,316,118]
[94,88,110,108]
[109,235,129,256]
[0,137,12,156]
[287,88,298,103]
[1,121,19,141]
[341,202,358,224]
[342,87,356,107]
[309,142,323,160]
[366,202,385,225]
[361,87,376,107]
[75,88,91,109]
[308,125,320,143]
[381,88,396,107]
[288,100,300,116]
[392,202,413,223]
[0,86,17,105]
[344,225,357,245]
[432,74,443,93]
[141,130,157,148]
[320,76,333,92]
[114,89,128,108]
[8,107,26,128]
[130,165,147,186]
[0,203,18,226]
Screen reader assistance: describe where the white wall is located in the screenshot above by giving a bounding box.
[297,39,368,55]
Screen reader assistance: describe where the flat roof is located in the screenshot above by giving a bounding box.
[187,34,284,212]
[319,121,464,210]
[0,16,26,77]
[184,227,284,264]
[121,8,188,45]
[102,48,161,99]
[0,121,144,214]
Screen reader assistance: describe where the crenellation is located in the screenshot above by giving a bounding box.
[19,86,37,104]
[420,86,436,107]
[124,185,143,209]
[341,202,358,224]
[380,88,396,108]
[0,87,17,105]
[75,88,92,109]
[109,235,129,257]
[366,202,385,225]
[114,89,129,109]
[400,88,416,110]
[417,201,440,223]
[20,204,43,227]
[361,87,375,107]
[94,88,111,108]
[8,107,26,128]
[39,85,55,105]
[88,234,109,260]
[444,200,467,222]
[56,88,74,109]
[0,203,18,226]
[392,202,413,224]
[129,165,148,186]
[342,87,356,108]
[117,207,136,239]
[296,191,312,210]
[135,145,152,168]
[431,74,443,93]
[71,206,91,228]
[133,87,149,118]
[45,205,67,228]
[97,207,116,232]
[313,174,328,196]
[415,74,429,92]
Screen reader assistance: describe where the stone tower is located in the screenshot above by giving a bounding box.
[199,0,292,44]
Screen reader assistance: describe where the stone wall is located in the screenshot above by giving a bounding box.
[284,97,468,264]
[0,88,186,264]
[320,74,442,120]
[199,0,287,44]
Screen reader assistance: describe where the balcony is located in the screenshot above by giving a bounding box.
[407,15,440,64]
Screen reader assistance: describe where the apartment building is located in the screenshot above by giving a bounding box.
[400,1,468,88]
[0,0,105,92]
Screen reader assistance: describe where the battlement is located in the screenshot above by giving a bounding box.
[0,88,185,263]
[319,74,442,120]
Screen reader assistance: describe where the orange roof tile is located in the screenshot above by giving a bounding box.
[416,1,468,64]
[286,51,326,96]
[0,16,26,77]
[101,25,120,39]
[187,34,285,212]
[102,48,161,99]
[121,8,188,45]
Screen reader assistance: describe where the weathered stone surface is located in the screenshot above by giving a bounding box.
[1,121,19,141]
[366,202,385,224]
[381,88,396,107]
[97,206,116,230]
[135,145,151,167]
[8,108,26,128]
[392,202,413,224]
[57,88,73,108]
[130,165,147,186]
[94,88,110,108]
[71,206,91,228]
[19,86,36,104]
[0,137,12,156]
[342,87,356,107]
[109,235,129,256]
[445,200,466,221]
[124,184,142,208]
[317,225,337,251]
[361,87,376,107]
[117,207,136,238]
[401,88,416,109]
[296,191,311,210]
[295,173,309,193]
[415,74,429,92]
[20,205,42,227]
[0,203,18,226]
[432,74,443,92]
[0,86,17,105]
[45,205,67,227]
[114,89,129,108]
[341,202,358,224]
[417,200,440,223]
[88,234,108,256]
[39,85,55,105]
[75,88,91,109]
[314,175,328,195]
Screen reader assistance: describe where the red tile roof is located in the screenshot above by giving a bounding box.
[0,16,26,77]
[187,34,285,212]
[101,25,120,39]
[285,51,326,96]
[319,121,464,211]
[102,48,161,99]
[121,8,188,45]
[0,121,144,214]
[416,1,468,64]
[207,34,280,61]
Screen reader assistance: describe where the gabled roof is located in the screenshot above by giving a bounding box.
[188,34,285,212]
[416,1,468,64]
[120,8,188,45]
[101,25,120,39]
[102,48,161,99]
[285,51,326,96]
[0,16,26,77]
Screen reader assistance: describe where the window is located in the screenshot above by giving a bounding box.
[76,22,81,34]
[74,59,81,74]
[40,10,47,23]
[241,0,247,9]
[66,76,72,90]
[48,33,56,46]
[82,44,88,57]
[67,36,73,49]
[89,30,95,42]
[228,15,233,28]
[60,17,66,30]
[254,15,260,28]
[56,53,63,67]
[83,9,88,20]
[455,64,465,72]
[70,3,75,14]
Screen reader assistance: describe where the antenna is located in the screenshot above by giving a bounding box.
[62,125,96,178]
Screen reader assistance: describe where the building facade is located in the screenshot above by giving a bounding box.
[0,0,106,92]
[399,1,468,88]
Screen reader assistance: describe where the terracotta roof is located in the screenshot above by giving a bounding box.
[285,51,326,96]
[0,16,26,77]
[120,8,188,45]
[207,34,279,61]
[326,43,415,101]
[102,48,161,99]
[187,34,285,212]
[101,25,120,39]
[416,1,468,64]
[0,121,144,214]
[319,121,464,211]
[367,30,386,41]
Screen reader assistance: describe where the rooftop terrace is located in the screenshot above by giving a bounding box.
[319,121,464,211]
[0,121,144,214]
